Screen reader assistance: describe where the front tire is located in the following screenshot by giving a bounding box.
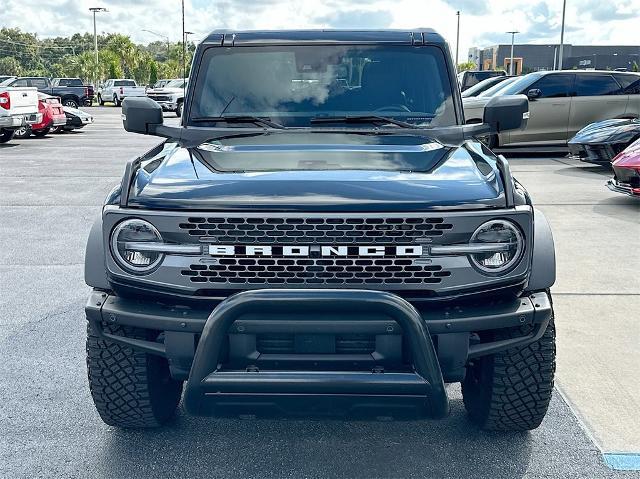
[462,316,556,431]
[176,101,183,118]
[13,126,31,139]
[98,94,104,106]
[0,129,15,143]
[62,98,79,109]
[86,323,183,428]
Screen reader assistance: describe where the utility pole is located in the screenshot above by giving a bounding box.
[558,0,567,70]
[507,31,519,75]
[455,11,460,71]
[89,7,107,87]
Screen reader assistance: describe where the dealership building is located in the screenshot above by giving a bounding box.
[468,44,640,74]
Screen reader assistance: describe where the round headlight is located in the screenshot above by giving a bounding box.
[469,219,524,274]
[110,219,164,274]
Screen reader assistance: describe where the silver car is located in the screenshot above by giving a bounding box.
[463,70,640,147]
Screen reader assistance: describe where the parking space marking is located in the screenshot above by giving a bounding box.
[603,454,640,471]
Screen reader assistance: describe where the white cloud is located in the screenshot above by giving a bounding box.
[1,0,638,63]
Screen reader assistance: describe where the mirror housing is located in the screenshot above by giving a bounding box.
[482,95,529,133]
[527,88,541,100]
[122,97,164,134]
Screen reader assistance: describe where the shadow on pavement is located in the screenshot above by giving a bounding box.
[97,396,533,479]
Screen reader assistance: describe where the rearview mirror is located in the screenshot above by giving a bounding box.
[527,88,541,100]
[122,97,163,134]
[483,95,529,133]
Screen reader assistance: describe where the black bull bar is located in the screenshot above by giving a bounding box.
[182,289,450,418]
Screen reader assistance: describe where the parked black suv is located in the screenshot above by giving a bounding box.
[85,29,556,431]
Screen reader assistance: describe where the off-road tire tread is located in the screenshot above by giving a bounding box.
[462,317,556,431]
[86,323,182,428]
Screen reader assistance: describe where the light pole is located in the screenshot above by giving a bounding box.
[455,11,460,71]
[89,7,107,87]
[558,0,567,70]
[507,31,519,75]
[142,29,170,57]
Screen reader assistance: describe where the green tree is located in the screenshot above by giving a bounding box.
[149,60,158,86]
[0,56,22,75]
[457,61,476,72]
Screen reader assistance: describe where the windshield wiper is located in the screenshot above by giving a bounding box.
[191,116,286,129]
[310,115,417,129]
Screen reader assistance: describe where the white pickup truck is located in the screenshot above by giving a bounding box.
[97,79,146,107]
[0,85,41,143]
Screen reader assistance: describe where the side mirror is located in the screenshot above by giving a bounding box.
[483,95,529,133]
[122,97,163,134]
[527,88,541,100]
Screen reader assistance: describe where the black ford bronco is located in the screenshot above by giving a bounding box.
[85,29,556,431]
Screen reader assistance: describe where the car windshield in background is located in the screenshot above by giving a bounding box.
[114,80,136,87]
[494,73,542,96]
[166,79,187,88]
[190,45,456,127]
[478,76,519,97]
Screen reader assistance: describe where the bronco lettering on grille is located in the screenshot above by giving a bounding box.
[208,245,424,257]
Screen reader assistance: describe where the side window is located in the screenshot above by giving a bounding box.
[11,78,29,87]
[614,74,640,95]
[574,74,622,96]
[529,74,574,98]
[31,78,49,88]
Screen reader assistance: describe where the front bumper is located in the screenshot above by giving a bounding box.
[156,101,178,111]
[86,288,552,417]
[607,178,640,197]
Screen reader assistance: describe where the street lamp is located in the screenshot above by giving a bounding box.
[558,0,567,70]
[89,7,107,88]
[507,31,519,75]
[142,29,170,56]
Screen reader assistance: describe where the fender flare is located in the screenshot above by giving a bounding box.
[526,209,556,292]
[85,216,110,290]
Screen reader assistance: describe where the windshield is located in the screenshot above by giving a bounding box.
[478,77,519,97]
[190,45,456,127]
[166,79,187,88]
[493,73,541,96]
[114,80,136,87]
[462,77,498,97]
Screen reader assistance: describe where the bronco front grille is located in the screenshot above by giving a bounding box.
[178,216,454,244]
[181,257,451,286]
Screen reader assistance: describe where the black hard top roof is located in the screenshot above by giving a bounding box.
[201,29,445,46]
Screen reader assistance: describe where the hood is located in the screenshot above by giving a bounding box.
[63,106,91,119]
[612,137,640,167]
[569,118,640,145]
[147,87,183,94]
[462,96,492,108]
[126,133,506,212]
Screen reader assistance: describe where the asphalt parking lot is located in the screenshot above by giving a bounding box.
[1,107,639,479]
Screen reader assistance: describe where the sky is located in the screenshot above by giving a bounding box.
[2,0,639,63]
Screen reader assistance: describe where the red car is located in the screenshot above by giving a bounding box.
[14,93,66,138]
[607,137,640,198]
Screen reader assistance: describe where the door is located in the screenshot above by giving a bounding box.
[508,73,575,145]
[568,73,629,138]
[613,73,640,118]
